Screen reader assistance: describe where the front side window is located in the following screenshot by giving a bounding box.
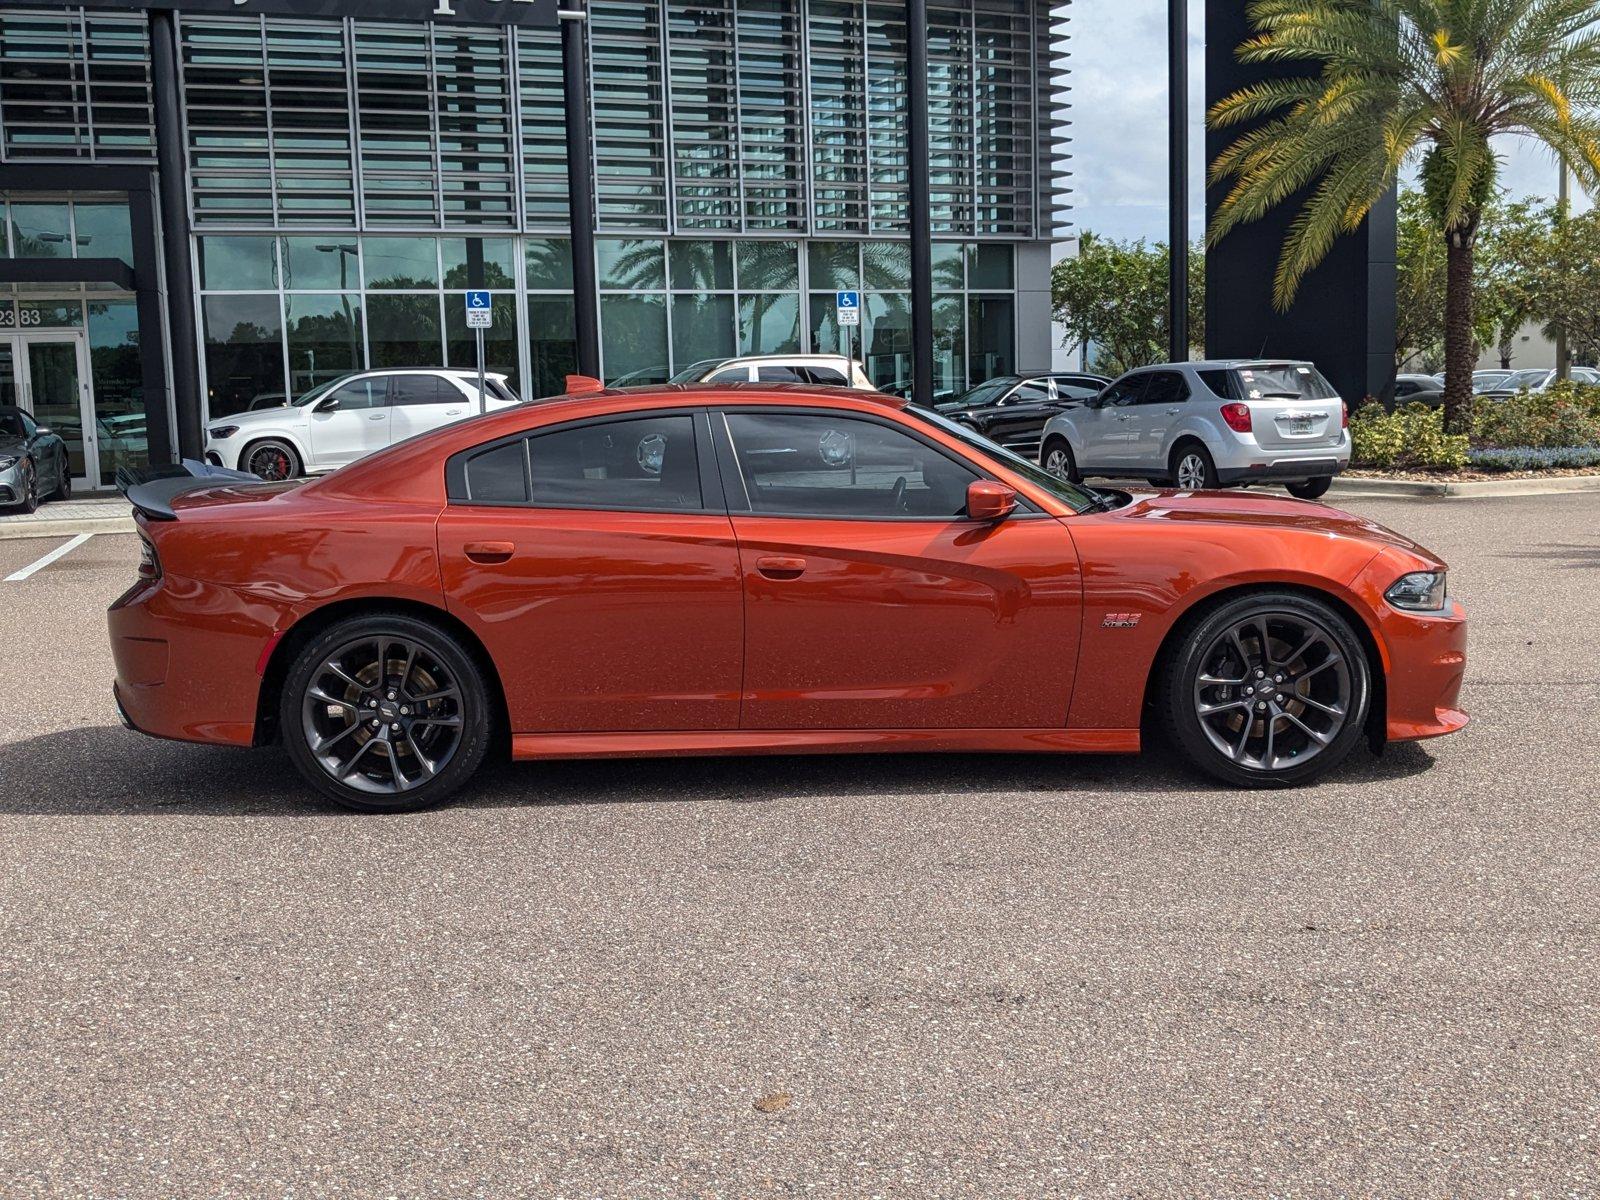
[325,379,385,411]
[528,415,701,511]
[1101,375,1148,407]
[724,411,977,519]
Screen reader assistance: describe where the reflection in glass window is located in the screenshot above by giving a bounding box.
[932,293,966,398]
[862,241,910,290]
[597,238,666,290]
[669,240,733,290]
[725,412,975,518]
[202,294,285,416]
[670,294,736,370]
[967,294,1014,383]
[367,294,443,367]
[286,293,364,396]
[967,243,1014,290]
[199,236,277,290]
[528,295,577,398]
[442,237,517,289]
[528,415,699,510]
[735,240,798,290]
[863,293,910,390]
[526,238,574,290]
[8,203,71,258]
[88,299,147,479]
[599,294,668,384]
[72,203,134,264]
[281,239,359,291]
[738,293,799,356]
[363,237,439,289]
[806,241,859,291]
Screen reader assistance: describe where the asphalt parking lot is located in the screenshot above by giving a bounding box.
[1,494,1597,1198]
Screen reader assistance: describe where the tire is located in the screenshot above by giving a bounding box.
[1160,590,1371,789]
[14,459,39,514]
[1286,476,1333,500]
[1041,437,1081,483]
[279,613,493,813]
[1170,442,1219,490]
[53,451,72,501]
[243,438,302,481]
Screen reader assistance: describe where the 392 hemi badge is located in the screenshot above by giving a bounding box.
[1101,611,1143,629]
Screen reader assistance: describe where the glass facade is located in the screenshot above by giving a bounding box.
[0,2,1062,451]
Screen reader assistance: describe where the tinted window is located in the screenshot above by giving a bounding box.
[0,410,25,438]
[1139,371,1189,405]
[1008,381,1053,403]
[463,440,529,503]
[487,378,521,404]
[1196,369,1240,399]
[1101,375,1148,407]
[802,366,849,386]
[756,365,806,382]
[325,379,385,411]
[707,367,748,383]
[392,374,454,406]
[1055,381,1101,400]
[527,415,700,511]
[725,412,977,518]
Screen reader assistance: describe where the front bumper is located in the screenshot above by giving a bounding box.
[1353,550,1469,742]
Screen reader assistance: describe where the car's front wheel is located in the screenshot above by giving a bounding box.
[280,614,493,812]
[244,439,302,481]
[1286,476,1333,500]
[1161,591,1371,788]
[14,459,38,513]
[1041,437,1081,483]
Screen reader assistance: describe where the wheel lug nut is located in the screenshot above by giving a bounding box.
[1256,670,1265,679]
[1274,674,1284,683]
[387,691,396,700]
[370,719,379,728]
[400,706,410,715]
[1256,702,1267,711]
[1245,686,1254,695]
[390,723,400,731]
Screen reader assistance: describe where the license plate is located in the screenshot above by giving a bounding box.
[1285,416,1318,434]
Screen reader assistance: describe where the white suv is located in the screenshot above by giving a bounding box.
[1038,359,1351,499]
[204,368,521,480]
[673,354,876,389]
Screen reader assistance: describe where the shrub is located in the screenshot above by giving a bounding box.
[1471,382,1600,449]
[1350,401,1470,470]
[1469,446,1600,470]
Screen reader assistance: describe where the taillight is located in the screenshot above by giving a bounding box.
[137,536,161,581]
[1220,402,1253,433]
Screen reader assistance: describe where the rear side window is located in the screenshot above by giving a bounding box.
[756,365,806,383]
[1196,369,1242,400]
[529,415,701,510]
[707,367,748,383]
[487,378,521,404]
[463,440,529,503]
[802,366,849,386]
[391,375,455,405]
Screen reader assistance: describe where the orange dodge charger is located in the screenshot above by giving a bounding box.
[110,380,1467,812]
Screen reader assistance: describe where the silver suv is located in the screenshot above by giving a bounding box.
[1038,359,1351,499]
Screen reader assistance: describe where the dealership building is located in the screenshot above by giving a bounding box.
[0,0,1068,489]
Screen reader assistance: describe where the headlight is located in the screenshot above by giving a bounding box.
[0,455,16,471]
[208,425,240,440]
[1385,570,1447,612]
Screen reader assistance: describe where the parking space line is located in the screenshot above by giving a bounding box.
[4,533,94,582]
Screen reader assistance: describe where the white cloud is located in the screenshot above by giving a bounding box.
[1065,0,1591,245]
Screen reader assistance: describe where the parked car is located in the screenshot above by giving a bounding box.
[1394,373,1441,399]
[935,371,1113,458]
[1430,369,1517,391]
[1039,360,1350,500]
[114,378,1468,811]
[673,354,875,389]
[205,368,521,480]
[1477,366,1600,397]
[0,404,72,512]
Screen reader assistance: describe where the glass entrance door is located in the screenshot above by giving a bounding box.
[7,333,94,490]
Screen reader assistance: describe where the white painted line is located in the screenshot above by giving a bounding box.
[4,532,94,582]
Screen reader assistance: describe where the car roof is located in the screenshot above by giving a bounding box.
[713,354,858,366]
[1175,359,1318,370]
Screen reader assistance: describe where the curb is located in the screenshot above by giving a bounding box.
[0,517,136,541]
[1330,473,1600,499]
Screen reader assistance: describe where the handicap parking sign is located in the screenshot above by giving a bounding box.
[835,290,860,326]
[465,290,492,329]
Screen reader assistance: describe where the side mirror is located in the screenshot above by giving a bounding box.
[35,426,52,437]
[966,480,1018,522]
[316,396,340,412]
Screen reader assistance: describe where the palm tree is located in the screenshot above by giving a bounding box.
[1207,0,1600,431]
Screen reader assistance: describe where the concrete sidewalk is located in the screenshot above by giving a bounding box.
[0,495,135,540]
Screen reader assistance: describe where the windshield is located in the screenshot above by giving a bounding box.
[936,376,1017,412]
[1504,369,1548,389]
[1234,364,1339,400]
[910,406,1098,514]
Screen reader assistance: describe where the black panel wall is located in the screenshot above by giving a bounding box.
[1203,3,1397,405]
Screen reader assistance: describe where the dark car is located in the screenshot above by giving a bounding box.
[936,371,1112,458]
[0,405,72,512]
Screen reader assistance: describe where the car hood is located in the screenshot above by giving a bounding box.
[1103,488,1443,564]
[0,434,27,458]
[212,405,307,432]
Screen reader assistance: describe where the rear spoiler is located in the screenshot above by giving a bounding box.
[115,459,257,521]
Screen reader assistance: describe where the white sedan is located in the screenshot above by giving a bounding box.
[205,369,520,479]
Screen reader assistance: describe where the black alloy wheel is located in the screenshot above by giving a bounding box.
[246,440,300,481]
[1162,592,1370,788]
[17,460,39,513]
[281,614,492,812]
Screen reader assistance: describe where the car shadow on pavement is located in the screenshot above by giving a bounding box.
[0,724,1439,817]
[1500,543,1600,569]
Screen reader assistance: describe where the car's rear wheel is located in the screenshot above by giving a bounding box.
[1161,591,1371,788]
[280,614,492,813]
[244,439,302,481]
[1286,476,1333,500]
[1170,442,1218,490]
[53,451,72,500]
[1041,437,1081,483]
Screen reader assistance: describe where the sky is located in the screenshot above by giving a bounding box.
[1066,0,1592,247]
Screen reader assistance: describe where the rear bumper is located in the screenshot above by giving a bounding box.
[1217,456,1346,484]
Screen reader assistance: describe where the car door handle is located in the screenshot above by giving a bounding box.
[1166,407,1182,415]
[755,555,806,580]
[368,413,386,421]
[464,540,515,564]
[445,408,463,416]
[1114,413,1133,421]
